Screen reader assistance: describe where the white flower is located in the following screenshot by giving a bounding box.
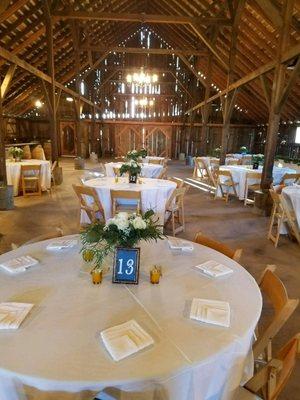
[116,212,129,220]
[131,216,147,230]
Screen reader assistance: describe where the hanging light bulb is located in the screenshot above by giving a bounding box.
[35,100,42,108]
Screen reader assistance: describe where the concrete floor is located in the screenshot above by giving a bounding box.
[0,158,299,399]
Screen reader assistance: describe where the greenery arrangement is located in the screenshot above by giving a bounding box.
[81,210,164,269]
[240,146,248,154]
[275,155,300,166]
[213,147,221,157]
[252,154,264,164]
[126,150,140,161]
[8,147,23,160]
[139,148,148,158]
[119,159,141,176]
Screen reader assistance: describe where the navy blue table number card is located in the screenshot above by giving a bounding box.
[113,247,140,284]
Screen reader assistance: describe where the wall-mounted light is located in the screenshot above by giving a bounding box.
[66,97,74,102]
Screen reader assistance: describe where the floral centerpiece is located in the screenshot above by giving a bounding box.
[213,147,221,158]
[8,147,23,161]
[80,210,164,271]
[126,150,140,161]
[119,159,141,183]
[240,146,248,154]
[139,148,147,158]
[252,154,264,169]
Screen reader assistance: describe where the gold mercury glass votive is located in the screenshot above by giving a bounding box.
[114,176,119,183]
[91,269,103,284]
[150,267,161,284]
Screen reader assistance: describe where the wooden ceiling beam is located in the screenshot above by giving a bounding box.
[186,42,300,114]
[0,45,99,111]
[1,64,17,99]
[52,11,231,25]
[0,0,28,23]
[254,0,283,28]
[79,45,207,56]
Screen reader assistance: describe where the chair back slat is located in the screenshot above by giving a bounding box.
[194,232,242,261]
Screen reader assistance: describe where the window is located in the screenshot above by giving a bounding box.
[295,127,300,144]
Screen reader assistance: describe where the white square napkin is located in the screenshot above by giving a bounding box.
[195,260,233,278]
[190,298,230,328]
[46,239,78,250]
[0,255,39,274]
[101,319,154,362]
[168,238,194,252]
[0,302,34,329]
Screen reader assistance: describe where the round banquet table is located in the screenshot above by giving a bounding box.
[218,165,296,200]
[282,185,300,228]
[105,162,163,179]
[6,159,51,196]
[82,177,176,225]
[0,236,262,400]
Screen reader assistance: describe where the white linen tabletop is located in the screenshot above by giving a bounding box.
[6,159,51,196]
[218,165,296,200]
[0,235,262,400]
[105,162,163,179]
[82,177,176,225]
[282,185,300,228]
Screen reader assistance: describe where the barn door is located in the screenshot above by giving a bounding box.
[145,127,171,157]
[115,126,142,156]
[60,122,76,156]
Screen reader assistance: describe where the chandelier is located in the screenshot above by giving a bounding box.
[126,70,158,85]
[135,98,155,107]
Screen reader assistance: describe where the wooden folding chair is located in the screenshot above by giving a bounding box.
[244,172,261,206]
[280,173,300,185]
[11,227,63,249]
[111,190,141,216]
[253,266,299,363]
[194,231,242,261]
[164,187,186,236]
[227,158,240,165]
[235,333,300,400]
[50,160,57,189]
[193,157,206,179]
[21,164,42,196]
[267,189,300,247]
[168,177,184,188]
[157,167,168,179]
[241,155,253,165]
[72,184,105,225]
[215,169,238,202]
[150,159,163,165]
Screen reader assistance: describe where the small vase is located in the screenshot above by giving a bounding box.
[129,173,138,184]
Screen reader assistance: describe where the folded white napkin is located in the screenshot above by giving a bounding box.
[101,319,154,362]
[46,239,78,250]
[0,255,39,274]
[190,298,230,328]
[195,260,233,278]
[168,238,194,252]
[0,302,34,329]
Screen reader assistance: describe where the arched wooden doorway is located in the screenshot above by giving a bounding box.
[60,122,76,156]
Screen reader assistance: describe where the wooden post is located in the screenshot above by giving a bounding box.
[220,1,245,165]
[199,54,213,156]
[261,0,296,189]
[44,0,59,162]
[0,75,6,185]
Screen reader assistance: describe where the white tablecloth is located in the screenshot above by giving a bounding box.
[0,235,262,400]
[282,186,300,228]
[82,177,176,225]
[6,160,51,196]
[218,166,296,200]
[105,163,163,179]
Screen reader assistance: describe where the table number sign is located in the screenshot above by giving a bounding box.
[112,247,140,284]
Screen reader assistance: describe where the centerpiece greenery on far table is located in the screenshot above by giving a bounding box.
[81,210,164,273]
[212,147,221,158]
[8,147,23,162]
[240,146,248,154]
[252,154,264,169]
[119,159,141,183]
[139,148,148,159]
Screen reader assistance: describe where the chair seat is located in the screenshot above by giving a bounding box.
[233,386,262,400]
[23,176,39,181]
